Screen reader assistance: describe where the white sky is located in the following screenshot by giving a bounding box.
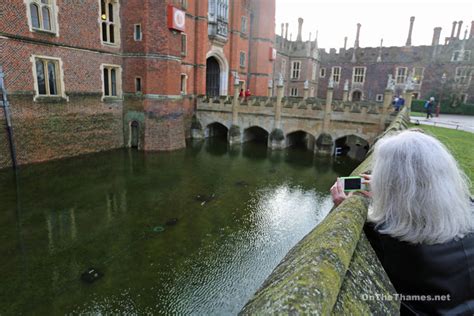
[275,0,474,49]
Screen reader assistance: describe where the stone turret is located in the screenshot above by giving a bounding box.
[405,16,415,46]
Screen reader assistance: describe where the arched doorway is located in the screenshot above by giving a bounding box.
[286,131,315,151]
[206,57,220,97]
[334,135,369,161]
[205,122,228,140]
[352,90,362,101]
[243,126,269,144]
[130,121,139,149]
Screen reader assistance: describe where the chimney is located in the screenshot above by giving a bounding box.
[344,36,347,50]
[354,23,361,48]
[280,23,284,38]
[406,16,415,46]
[285,23,289,40]
[297,17,303,42]
[470,21,474,38]
[309,32,312,41]
[432,27,442,45]
[450,21,457,39]
[456,20,463,38]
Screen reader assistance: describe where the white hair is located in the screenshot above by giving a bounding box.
[368,130,474,245]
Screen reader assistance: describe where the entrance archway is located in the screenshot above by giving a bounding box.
[130,121,139,149]
[206,57,220,97]
[352,90,362,101]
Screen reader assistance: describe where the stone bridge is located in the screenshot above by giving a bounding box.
[192,83,410,159]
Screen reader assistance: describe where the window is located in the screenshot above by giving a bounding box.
[352,67,366,83]
[27,0,57,33]
[311,62,317,80]
[412,67,424,84]
[320,67,326,78]
[241,16,247,34]
[181,33,187,56]
[281,59,287,77]
[290,88,298,96]
[134,24,142,41]
[208,0,229,37]
[135,77,142,93]
[455,67,471,85]
[452,50,471,62]
[331,67,341,83]
[33,56,62,97]
[291,61,301,79]
[180,74,187,94]
[101,0,120,45]
[240,51,246,68]
[396,67,407,84]
[102,65,122,98]
[376,94,383,102]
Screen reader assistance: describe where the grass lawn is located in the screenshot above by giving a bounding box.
[410,111,426,117]
[410,124,474,194]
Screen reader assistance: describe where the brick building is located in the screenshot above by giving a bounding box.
[275,18,474,104]
[0,0,276,168]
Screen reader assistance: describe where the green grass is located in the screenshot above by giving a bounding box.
[410,111,426,117]
[410,124,474,193]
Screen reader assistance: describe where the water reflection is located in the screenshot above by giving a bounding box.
[0,141,359,315]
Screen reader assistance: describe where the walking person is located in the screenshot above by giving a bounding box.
[424,97,435,119]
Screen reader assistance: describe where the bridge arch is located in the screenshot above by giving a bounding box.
[205,122,228,140]
[334,134,369,161]
[286,130,315,151]
[243,126,269,143]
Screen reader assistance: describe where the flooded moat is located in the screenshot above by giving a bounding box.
[0,139,360,315]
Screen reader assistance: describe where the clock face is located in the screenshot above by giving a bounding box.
[174,10,185,29]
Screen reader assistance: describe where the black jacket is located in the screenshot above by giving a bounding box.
[364,223,474,315]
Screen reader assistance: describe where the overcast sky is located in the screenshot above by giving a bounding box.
[275,0,474,50]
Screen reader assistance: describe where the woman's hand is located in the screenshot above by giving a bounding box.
[330,178,351,207]
[360,174,373,198]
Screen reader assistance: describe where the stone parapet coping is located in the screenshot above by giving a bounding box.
[240,107,410,315]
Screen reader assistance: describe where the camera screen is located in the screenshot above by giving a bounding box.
[344,178,361,190]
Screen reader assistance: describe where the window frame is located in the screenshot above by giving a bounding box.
[412,67,424,84]
[181,33,187,57]
[134,24,142,41]
[331,66,341,83]
[101,64,123,100]
[290,87,298,97]
[311,62,317,81]
[180,73,188,95]
[135,77,142,93]
[319,67,326,78]
[30,54,66,101]
[239,51,246,68]
[26,0,59,35]
[375,94,384,102]
[100,0,121,46]
[395,67,408,84]
[352,67,366,83]
[281,59,287,77]
[241,16,247,34]
[455,67,471,85]
[291,61,301,79]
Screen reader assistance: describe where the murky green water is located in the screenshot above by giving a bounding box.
[0,140,359,315]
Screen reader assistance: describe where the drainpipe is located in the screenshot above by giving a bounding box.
[0,65,17,169]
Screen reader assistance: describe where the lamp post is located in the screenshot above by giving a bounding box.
[436,73,446,117]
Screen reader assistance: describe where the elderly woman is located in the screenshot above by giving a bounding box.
[331,130,474,315]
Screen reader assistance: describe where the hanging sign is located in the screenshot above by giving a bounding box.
[168,5,185,32]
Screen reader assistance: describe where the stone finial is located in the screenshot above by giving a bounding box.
[406,16,415,46]
[268,79,273,88]
[344,79,349,91]
[304,80,309,89]
[328,77,334,89]
[278,73,284,86]
[405,73,415,90]
[297,17,304,42]
[386,74,395,90]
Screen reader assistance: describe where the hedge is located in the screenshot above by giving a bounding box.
[410,99,474,116]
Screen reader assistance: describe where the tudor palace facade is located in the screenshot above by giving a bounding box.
[0,0,276,168]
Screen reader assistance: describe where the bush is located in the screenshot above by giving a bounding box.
[411,99,474,116]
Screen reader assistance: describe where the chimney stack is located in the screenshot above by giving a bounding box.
[406,16,415,46]
[297,18,303,42]
[450,21,457,39]
[432,27,442,45]
[285,23,289,40]
[470,21,474,38]
[354,23,361,48]
[456,21,463,38]
[280,23,284,38]
[344,36,347,50]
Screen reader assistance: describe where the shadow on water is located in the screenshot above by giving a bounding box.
[284,146,314,167]
[204,138,228,156]
[242,141,269,160]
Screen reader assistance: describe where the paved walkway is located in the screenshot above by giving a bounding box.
[410,114,474,133]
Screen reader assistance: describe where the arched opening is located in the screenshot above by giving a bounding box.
[286,131,315,151]
[130,121,139,149]
[315,133,333,156]
[206,57,220,97]
[205,122,228,140]
[243,126,269,144]
[352,90,362,101]
[334,135,369,161]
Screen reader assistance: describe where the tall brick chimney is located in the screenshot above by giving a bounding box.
[432,27,442,45]
[344,36,347,49]
[285,23,289,40]
[406,16,415,46]
[280,23,284,37]
[297,17,303,42]
[450,21,457,39]
[456,20,463,38]
[470,21,474,39]
[354,23,361,48]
